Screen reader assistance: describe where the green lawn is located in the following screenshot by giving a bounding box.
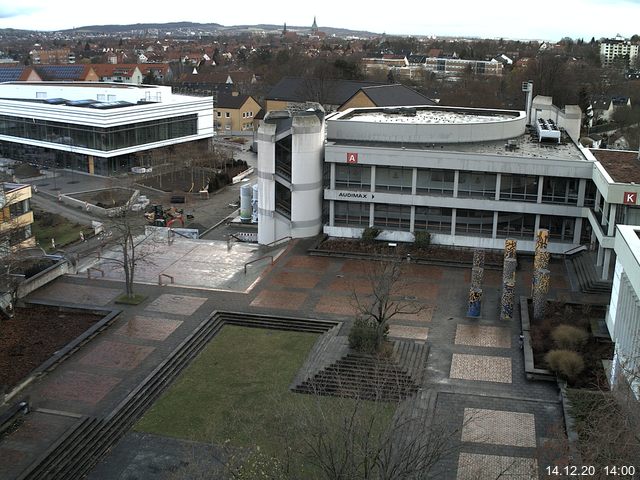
[135,326,395,457]
[32,211,91,251]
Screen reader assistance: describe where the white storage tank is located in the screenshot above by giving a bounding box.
[240,183,252,223]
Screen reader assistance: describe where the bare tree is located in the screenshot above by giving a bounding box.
[350,259,423,352]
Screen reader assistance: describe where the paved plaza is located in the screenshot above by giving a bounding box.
[0,237,574,479]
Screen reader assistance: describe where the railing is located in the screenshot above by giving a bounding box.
[244,255,273,274]
[87,267,104,279]
[158,273,174,286]
[262,236,292,248]
[563,244,587,258]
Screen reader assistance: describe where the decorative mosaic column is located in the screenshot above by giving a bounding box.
[501,280,516,320]
[534,249,550,271]
[535,229,549,254]
[532,268,550,321]
[467,287,482,317]
[504,239,517,260]
[471,267,484,290]
[473,249,485,269]
[500,239,518,321]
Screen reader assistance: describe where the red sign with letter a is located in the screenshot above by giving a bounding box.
[623,191,637,205]
[346,152,358,164]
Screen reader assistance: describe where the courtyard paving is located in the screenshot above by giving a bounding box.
[0,238,578,479]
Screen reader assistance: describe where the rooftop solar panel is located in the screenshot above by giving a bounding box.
[35,65,85,81]
[66,99,98,106]
[0,68,24,82]
[45,98,67,104]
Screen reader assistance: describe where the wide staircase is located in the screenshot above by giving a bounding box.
[16,312,338,480]
[292,330,429,402]
[567,252,612,295]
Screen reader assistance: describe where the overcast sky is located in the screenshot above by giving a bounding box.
[0,0,639,41]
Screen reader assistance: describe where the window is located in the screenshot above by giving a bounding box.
[335,164,371,190]
[496,212,536,239]
[414,206,452,232]
[36,92,47,99]
[334,201,369,227]
[416,169,454,195]
[217,111,221,117]
[500,174,538,202]
[373,203,411,231]
[457,171,496,198]
[375,167,412,193]
[242,112,246,118]
[225,112,230,118]
[541,177,578,205]
[539,215,575,242]
[455,209,494,236]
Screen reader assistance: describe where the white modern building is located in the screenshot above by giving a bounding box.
[607,224,640,397]
[257,102,640,283]
[0,82,214,175]
[600,35,639,67]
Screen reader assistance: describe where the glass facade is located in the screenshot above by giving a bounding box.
[539,215,575,242]
[455,209,494,236]
[496,212,536,239]
[334,201,369,227]
[542,177,578,205]
[500,174,539,202]
[414,206,452,232]
[0,114,198,152]
[335,164,371,190]
[416,169,454,195]
[373,203,411,230]
[457,171,497,198]
[375,166,412,193]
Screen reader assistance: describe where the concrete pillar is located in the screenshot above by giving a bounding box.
[608,204,617,237]
[597,244,604,266]
[467,288,482,317]
[573,217,583,244]
[532,268,550,321]
[492,211,498,238]
[330,163,336,190]
[602,249,612,280]
[537,175,544,203]
[577,179,586,207]
[451,209,457,236]
[501,281,516,320]
[534,215,541,238]
[601,201,609,227]
[453,170,460,198]
[369,203,374,227]
[495,173,501,201]
[595,189,601,212]
[411,168,417,196]
[370,165,376,193]
[329,200,335,227]
[410,205,415,232]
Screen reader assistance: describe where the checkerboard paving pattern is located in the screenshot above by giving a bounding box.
[393,304,434,324]
[29,283,121,306]
[462,408,536,447]
[270,271,322,289]
[284,256,331,271]
[39,371,121,405]
[388,325,429,341]
[457,452,538,480]
[144,294,207,316]
[454,324,511,348]
[314,294,359,316]
[450,353,512,383]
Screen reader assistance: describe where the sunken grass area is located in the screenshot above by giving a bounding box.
[135,325,395,455]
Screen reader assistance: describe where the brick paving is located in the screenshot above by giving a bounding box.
[0,239,577,480]
[450,353,513,383]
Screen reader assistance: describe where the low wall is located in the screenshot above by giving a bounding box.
[17,258,73,299]
[60,188,139,217]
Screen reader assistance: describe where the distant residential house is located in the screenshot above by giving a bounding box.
[493,54,514,66]
[30,48,74,64]
[0,66,42,82]
[215,93,262,135]
[93,64,143,84]
[139,64,172,83]
[407,55,427,65]
[591,95,632,122]
[266,76,395,113]
[338,84,436,111]
[33,64,99,82]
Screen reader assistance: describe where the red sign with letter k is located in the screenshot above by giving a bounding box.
[623,191,637,205]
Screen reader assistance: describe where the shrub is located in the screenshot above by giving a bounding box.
[349,317,381,353]
[551,324,589,350]
[414,231,431,249]
[361,227,380,244]
[545,349,585,381]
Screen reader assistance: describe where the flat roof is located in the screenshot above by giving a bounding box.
[343,107,518,125]
[590,149,640,184]
[1,81,158,89]
[330,132,586,162]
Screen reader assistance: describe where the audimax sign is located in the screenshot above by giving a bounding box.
[337,191,371,199]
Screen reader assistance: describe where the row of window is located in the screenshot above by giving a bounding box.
[334,164,592,206]
[0,115,198,152]
[333,201,577,242]
[215,111,255,118]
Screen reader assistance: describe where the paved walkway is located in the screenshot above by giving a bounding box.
[0,238,590,479]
